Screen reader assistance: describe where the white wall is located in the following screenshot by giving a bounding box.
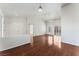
[26,16,46,36]
[3,15,46,37]
[0,16,32,51]
[4,16,27,37]
[0,16,2,37]
[0,34,31,51]
[0,15,46,51]
[61,4,79,46]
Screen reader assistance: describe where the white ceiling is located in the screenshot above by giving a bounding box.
[0,3,61,20]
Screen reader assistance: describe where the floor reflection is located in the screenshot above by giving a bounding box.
[48,36,53,45]
[48,35,61,48]
[54,35,61,48]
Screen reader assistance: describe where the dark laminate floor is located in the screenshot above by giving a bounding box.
[0,34,79,56]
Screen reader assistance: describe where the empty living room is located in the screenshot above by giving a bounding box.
[0,3,79,56]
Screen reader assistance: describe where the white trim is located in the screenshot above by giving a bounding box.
[2,16,4,37]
